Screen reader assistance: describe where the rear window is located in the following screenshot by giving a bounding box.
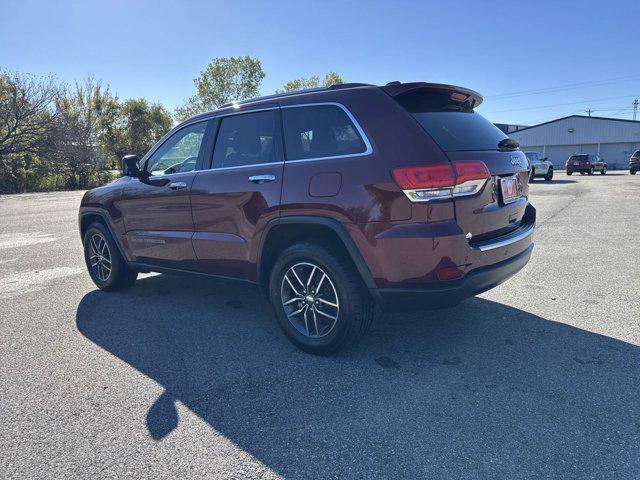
[569,155,588,161]
[282,105,367,161]
[394,88,509,152]
[633,151,640,158]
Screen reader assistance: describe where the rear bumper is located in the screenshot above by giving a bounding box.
[372,242,534,311]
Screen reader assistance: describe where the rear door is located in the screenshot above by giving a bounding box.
[119,120,211,269]
[190,107,284,279]
[409,108,530,240]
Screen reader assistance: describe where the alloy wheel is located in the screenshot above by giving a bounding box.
[89,233,112,282]
[280,262,340,338]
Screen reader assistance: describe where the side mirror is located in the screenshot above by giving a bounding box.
[121,155,149,179]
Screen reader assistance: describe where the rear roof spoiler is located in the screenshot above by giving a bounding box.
[381,82,483,108]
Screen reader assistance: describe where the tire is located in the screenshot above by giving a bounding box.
[529,169,535,182]
[83,222,137,291]
[268,242,374,355]
[544,167,554,181]
[631,170,637,175]
[567,171,573,176]
[588,167,594,175]
[601,166,607,175]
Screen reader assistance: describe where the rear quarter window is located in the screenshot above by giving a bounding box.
[282,105,368,160]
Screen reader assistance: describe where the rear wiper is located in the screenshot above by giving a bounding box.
[498,138,520,150]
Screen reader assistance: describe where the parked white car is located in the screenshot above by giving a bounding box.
[525,151,554,182]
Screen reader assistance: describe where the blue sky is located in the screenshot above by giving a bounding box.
[2,0,639,125]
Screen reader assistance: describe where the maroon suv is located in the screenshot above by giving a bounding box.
[79,82,535,354]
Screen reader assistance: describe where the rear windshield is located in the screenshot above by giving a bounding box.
[394,88,509,152]
[569,155,588,161]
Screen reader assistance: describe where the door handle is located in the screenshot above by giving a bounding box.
[168,181,187,190]
[248,174,276,184]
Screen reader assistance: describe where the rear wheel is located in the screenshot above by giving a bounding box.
[544,167,553,181]
[601,166,607,175]
[269,242,374,355]
[83,222,137,291]
[631,170,637,175]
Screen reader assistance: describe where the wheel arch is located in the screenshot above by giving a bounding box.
[257,216,376,295]
[79,209,128,261]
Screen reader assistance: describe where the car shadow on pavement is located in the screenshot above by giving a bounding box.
[76,274,640,479]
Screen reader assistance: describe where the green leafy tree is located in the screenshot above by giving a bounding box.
[54,78,119,189]
[101,98,172,162]
[175,56,265,121]
[276,71,344,93]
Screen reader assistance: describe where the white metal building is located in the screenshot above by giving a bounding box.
[509,115,640,169]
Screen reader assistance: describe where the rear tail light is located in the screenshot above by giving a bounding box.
[392,161,489,202]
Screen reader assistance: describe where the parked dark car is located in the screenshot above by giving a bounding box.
[565,154,607,175]
[630,150,640,175]
[79,81,535,354]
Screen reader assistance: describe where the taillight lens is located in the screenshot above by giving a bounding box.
[391,164,455,189]
[392,161,489,202]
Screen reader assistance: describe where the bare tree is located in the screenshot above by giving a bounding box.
[0,71,59,157]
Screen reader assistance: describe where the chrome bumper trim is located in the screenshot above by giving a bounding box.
[473,223,535,252]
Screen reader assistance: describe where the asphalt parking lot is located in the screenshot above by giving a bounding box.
[1,173,639,479]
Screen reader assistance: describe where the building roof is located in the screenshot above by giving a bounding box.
[513,115,640,133]
[509,115,640,146]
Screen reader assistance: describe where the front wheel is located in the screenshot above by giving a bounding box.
[601,166,607,175]
[544,167,554,181]
[83,222,137,291]
[269,242,374,355]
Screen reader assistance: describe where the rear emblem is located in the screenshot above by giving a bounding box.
[465,232,473,240]
[510,156,521,166]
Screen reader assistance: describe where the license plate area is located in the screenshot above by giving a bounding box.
[500,176,519,204]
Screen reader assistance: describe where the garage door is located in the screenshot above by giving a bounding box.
[599,143,640,169]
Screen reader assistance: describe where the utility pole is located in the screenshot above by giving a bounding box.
[586,107,593,117]
[633,99,638,121]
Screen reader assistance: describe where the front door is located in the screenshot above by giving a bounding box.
[119,120,211,269]
[190,108,284,280]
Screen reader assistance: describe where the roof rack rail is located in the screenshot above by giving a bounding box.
[327,82,375,90]
[218,83,374,109]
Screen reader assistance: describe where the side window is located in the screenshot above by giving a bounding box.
[282,105,367,161]
[212,110,278,169]
[145,121,207,176]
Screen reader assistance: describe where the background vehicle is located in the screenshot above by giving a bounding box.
[79,81,535,355]
[565,154,607,175]
[525,151,553,181]
[630,150,640,175]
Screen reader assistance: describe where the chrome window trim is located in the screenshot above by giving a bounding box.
[195,161,285,174]
[280,102,373,162]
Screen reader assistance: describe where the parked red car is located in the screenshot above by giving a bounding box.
[565,154,607,175]
[79,82,535,354]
